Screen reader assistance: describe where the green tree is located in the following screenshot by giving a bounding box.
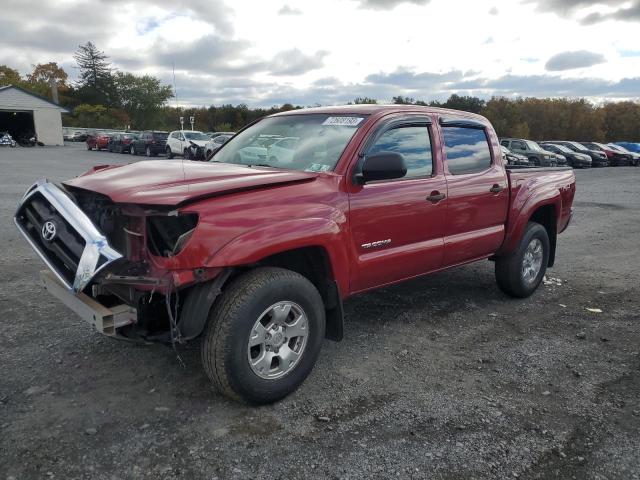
[112,72,173,129]
[0,65,23,87]
[353,97,377,104]
[73,42,115,105]
[442,94,485,114]
[392,95,415,105]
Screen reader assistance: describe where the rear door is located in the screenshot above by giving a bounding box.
[439,118,509,266]
[347,116,447,292]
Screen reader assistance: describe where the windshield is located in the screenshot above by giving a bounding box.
[211,114,366,171]
[569,141,589,151]
[610,144,627,153]
[184,131,210,140]
[547,144,571,153]
[525,140,543,151]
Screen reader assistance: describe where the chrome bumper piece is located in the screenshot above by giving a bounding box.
[14,179,123,292]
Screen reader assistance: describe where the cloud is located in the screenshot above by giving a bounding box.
[545,50,606,71]
[267,49,328,76]
[524,0,640,23]
[357,0,430,10]
[450,74,640,98]
[278,4,303,15]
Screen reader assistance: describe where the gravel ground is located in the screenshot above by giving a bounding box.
[1,143,639,480]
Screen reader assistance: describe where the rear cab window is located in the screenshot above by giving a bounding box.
[442,126,493,175]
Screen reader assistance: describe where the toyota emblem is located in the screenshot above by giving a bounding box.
[42,220,57,241]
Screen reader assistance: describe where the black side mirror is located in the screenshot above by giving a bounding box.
[355,151,407,184]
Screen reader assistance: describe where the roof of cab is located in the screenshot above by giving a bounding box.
[270,104,488,121]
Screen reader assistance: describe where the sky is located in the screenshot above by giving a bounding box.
[1,0,640,107]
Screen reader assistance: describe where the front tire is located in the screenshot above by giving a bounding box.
[166,146,173,159]
[495,222,550,298]
[201,267,326,404]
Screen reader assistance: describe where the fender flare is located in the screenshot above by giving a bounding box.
[498,187,561,258]
[206,217,350,296]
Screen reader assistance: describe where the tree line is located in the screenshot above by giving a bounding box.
[1,42,639,141]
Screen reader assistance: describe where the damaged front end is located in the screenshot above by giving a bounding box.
[14,179,221,343]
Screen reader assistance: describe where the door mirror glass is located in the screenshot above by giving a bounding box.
[357,152,407,184]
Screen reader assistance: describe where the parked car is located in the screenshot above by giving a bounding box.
[607,143,640,166]
[131,131,169,157]
[86,131,112,151]
[267,137,299,164]
[166,130,211,159]
[71,130,88,142]
[207,131,232,139]
[545,141,608,167]
[64,130,86,142]
[581,142,632,166]
[204,133,234,158]
[109,133,138,154]
[539,143,591,169]
[15,105,576,404]
[230,135,284,164]
[499,138,557,166]
[613,142,640,154]
[500,146,530,166]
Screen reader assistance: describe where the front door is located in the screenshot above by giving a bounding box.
[348,120,447,293]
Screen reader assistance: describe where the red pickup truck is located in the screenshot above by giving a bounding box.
[15,105,575,404]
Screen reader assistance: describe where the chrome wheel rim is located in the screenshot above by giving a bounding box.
[247,301,309,380]
[522,238,543,284]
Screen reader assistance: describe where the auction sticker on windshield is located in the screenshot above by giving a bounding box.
[322,117,364,127]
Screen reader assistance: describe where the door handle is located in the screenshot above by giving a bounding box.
[490,184,504,194]
[427,192,446,203]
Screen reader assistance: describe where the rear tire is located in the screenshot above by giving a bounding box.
[495,222,550,298]
[201,267,326,404]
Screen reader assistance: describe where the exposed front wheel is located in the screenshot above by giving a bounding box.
[201,267,326,404]
[495,222,550,298]
[166,147,173,159]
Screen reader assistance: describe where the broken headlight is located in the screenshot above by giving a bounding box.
[146,213,198,257]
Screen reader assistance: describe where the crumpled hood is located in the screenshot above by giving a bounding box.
[64,160,316,206]
[187,140,208,147]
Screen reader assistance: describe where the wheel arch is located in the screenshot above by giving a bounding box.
[529,204,557,267]
[498,192,560,267]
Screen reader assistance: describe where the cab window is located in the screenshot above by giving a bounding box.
[442,126,492,175]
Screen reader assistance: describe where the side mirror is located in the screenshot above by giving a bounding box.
[355,151,407,184]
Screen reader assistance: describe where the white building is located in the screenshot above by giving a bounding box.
[0,85,69,145]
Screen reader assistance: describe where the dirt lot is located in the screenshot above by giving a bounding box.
[1,143,639,480]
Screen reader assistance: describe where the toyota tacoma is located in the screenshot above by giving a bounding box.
[14,105,576,404]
